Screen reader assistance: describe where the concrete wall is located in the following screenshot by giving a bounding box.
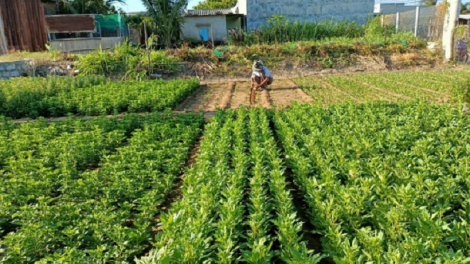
[239,0,374,30]
[374,3,416,15]
[182,16,228,42]
[0,60,30,79]
[49,37,124,53]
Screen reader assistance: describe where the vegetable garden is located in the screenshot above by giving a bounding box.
[1,69,470,263]
[0,77,199,119]
[0,112,204,263]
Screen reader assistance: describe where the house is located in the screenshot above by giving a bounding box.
[459,14,470,25]
[237,0,375,30]
[182,5,244,44]
[182,0,374,43]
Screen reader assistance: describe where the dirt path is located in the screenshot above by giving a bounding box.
[173,79,314,111]
[230,81,251,109]
[174,85,210,112]
[219,82,236,109]
[267,79,307,109]
[284,79,314,103]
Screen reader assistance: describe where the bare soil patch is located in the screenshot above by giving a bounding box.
[174,85,210,112]
[175,78,314,111]
[258,89,272,108]
[219,82,236,109]
[284,79,314,103]
[230,81,251,109]
[268,79,305,109]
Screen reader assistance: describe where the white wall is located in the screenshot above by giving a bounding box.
[50,37,124,53]
[182,16,228,42]
[375,3,416,15]
[239,0,374,30]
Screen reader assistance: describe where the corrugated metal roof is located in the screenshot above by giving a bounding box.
[185,8,235,16]
[46,15,96,33]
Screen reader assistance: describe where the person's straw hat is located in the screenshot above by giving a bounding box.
[252,60,263,72]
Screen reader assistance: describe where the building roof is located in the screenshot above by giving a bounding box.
[184,4,241,17]
[185,8,235,16]
[46,15,96,33]
[460,14,470,20]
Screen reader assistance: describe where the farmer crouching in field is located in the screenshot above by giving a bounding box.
[251,61,273,91]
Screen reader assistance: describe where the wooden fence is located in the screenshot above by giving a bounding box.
[0,0,48,53]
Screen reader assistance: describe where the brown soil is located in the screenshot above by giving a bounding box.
[230,81,251,109]
[174,84,210,112]
[173,77,315,111]
[219,82,236,109]
[266,79,307,109]
[258,89,273,108]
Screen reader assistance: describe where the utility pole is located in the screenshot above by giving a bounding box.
[442,0,461,61]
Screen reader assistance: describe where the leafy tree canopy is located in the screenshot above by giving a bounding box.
[193,0,236,10]
[422,0,437,6]
[42,0,125,14]
[141,0,186,48]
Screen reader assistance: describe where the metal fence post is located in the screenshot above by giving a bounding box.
[396,12,400,33]
[414,6,420,37]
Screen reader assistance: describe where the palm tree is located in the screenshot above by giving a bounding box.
[141,0,186,48]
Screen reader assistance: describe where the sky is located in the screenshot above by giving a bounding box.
[115,0,200,13]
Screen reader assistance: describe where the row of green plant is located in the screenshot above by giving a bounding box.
[376,70,470,104]
[243,109,275,262]
[273,102,470,263]
[138,108,321,263]
[139,110,235,263]
[0,111,204,263]
[249,108,322,263]
[45,78,199,116]
[2,101,470,263]
[293,69,470,106]
[0,75,105,118]
[0,77,199,118]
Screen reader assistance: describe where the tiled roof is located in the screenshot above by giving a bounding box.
[185,8,236,16]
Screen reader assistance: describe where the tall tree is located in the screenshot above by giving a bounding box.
[141,0,186,48]
[194,0,236,9]
[46,0,125,14]
[422,0,438,6]
[461,2,470,13]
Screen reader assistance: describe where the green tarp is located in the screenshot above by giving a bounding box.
[94,14,126,32]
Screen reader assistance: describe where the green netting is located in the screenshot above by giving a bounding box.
[94,14,126,31]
